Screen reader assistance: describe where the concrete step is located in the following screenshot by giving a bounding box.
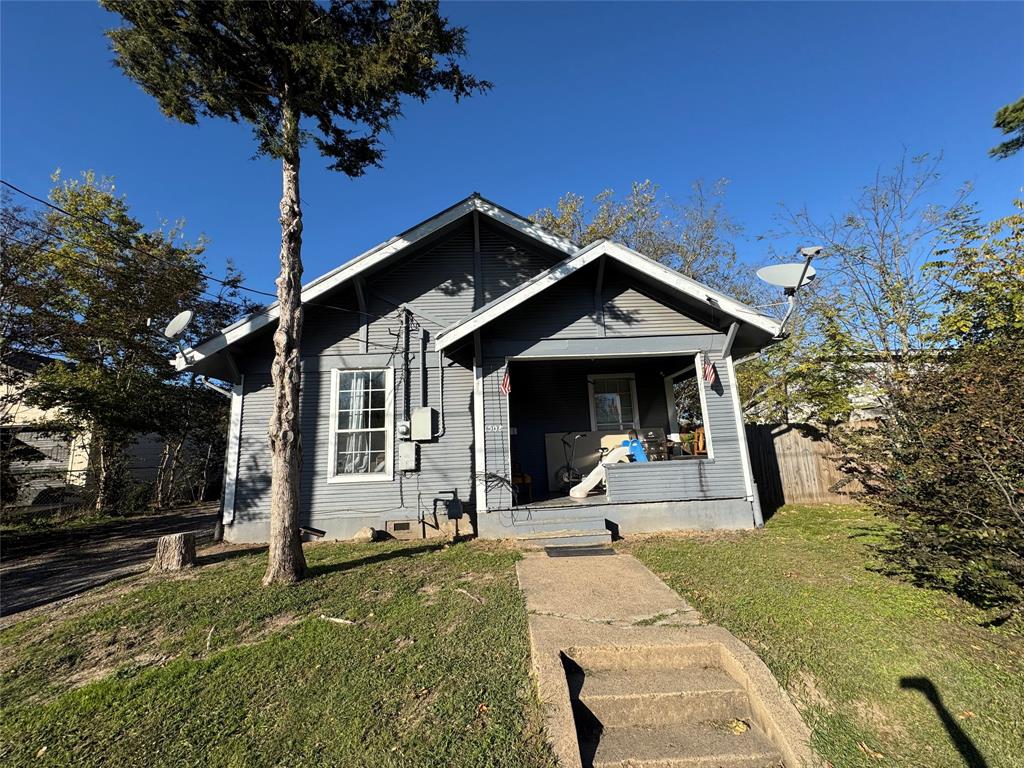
[569,645,723,672]
[516,529,613,548]
[582,722,784,768]
[511,506,606,524]
[574,667,751,727]
[511,516,608,535]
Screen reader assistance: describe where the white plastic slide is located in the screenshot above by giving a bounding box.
[570,446,631,499]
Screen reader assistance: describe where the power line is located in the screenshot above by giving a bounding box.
[4,231,408,356]
[2,178,412,328]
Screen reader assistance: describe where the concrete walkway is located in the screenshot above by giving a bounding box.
[516,550,702,626]
[516,550,815,768]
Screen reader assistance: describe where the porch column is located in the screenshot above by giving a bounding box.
[473,331,487,514]
[724,354,763,527]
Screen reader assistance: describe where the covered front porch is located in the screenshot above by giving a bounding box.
[505,355,710,508]
[473,345,761,541]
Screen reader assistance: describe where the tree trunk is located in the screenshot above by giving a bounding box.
[263,94,307,586]
[94,441,109,514]
[155,442,171,509]
[151,532,196,572]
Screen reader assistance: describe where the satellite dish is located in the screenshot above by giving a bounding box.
[756,263,817,290]
[163,309,194,340]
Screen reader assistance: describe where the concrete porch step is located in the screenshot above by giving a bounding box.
[583,722,783,768]
[510,515,608,534]
[569,644,723,672]
[575,667,751,727]
[511,505,603,524]
[515,529,613,548]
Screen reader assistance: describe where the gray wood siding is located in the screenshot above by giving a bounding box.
[233,353,475,537]
[488,263,715,342]
[605,359,749,503]
[233,372,274,530]
[480,222,561,304]
[605,461,746,502]
[603,284,710,336]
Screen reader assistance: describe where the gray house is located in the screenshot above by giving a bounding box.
[177,195,781,545]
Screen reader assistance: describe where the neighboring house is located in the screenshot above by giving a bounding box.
[177,195,782,544]
[1,353,166,511]
[1,353,91,510]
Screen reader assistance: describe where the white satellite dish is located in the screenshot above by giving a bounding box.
[163,309,194,340]
[756,263,817,290]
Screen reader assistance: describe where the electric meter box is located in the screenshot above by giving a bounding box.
[410,407,434,441]
[398,441,419,471]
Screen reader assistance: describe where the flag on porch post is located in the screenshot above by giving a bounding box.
[500,367,511,395]
[702,357,718,385]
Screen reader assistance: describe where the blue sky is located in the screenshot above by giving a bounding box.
[2,1,1022,297]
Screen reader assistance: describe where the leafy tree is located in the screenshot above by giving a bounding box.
[990,95,1024,159]
[837,202,1024,614]
[738,302,862,425]
[102,0,488,585]
[534,179,751,299]
[2,172,248,514]
[776,153,973,415]
[929,200,1024,343]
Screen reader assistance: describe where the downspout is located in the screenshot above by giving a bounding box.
[434,347,446,438]
[400,307,410,424]
[419,327,428,408]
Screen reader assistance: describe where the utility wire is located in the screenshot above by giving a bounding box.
[4,233,411,355]
[2,179,413,328]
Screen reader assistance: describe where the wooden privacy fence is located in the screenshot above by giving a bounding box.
[745,423,861,511]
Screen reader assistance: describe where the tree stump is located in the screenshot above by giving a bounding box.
[151,532,196,573]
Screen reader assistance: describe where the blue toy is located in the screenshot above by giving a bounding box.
[621,437,648,462]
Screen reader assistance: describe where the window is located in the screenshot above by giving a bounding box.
[328,368,393,482]
[588,374,640,431]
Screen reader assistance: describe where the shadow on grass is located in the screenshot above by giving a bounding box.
[196,545,268,567]
[307,541,448,578]
[900,676,988,768]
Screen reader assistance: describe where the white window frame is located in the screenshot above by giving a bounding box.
[327,367,394,484]
[587,373,641,432]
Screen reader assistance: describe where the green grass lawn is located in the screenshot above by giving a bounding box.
[625,505,1024,768]
[0,539,554,768]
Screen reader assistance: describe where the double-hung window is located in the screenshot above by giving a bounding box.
[588,373,640,431]
[328,368,393,482]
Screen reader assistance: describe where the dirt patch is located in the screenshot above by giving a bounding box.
[417,583,442,605]
[852,699,907,740]
[788,669,834,712]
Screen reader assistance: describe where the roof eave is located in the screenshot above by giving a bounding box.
[178,195,578,371]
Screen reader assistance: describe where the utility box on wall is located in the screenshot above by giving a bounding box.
[398,441,419,471]
[411,407,434,441]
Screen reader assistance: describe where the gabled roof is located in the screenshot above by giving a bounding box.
[175,194,578,372]
[434,240,782,351]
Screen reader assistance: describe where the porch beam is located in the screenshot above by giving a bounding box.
[223,350,241,383]
[487,334,725,360]
[721,322,739,359]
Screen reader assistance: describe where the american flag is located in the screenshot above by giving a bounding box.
[500,368,511,395]
[702,358,718,385]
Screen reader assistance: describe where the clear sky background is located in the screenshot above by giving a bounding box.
[2,1,1022,297]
